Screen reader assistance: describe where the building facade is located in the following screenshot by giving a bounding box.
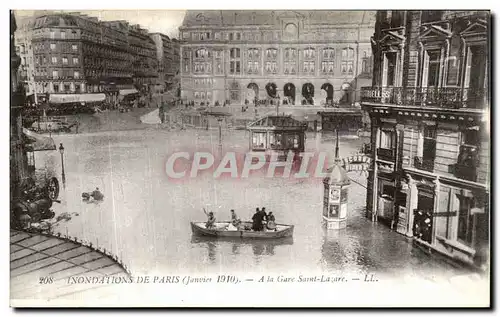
[14,13,160,105]
[150,33,180,91]
[362,11,490,269]
[179,10,375,106]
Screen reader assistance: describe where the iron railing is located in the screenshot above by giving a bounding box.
[360,86,488,109]
[413,156,435,172]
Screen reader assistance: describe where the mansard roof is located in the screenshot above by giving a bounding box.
[181,10,376,28]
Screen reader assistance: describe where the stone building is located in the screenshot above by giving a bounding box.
[361,11,490,269]
[178,10,375,106]
[150,33,180,90]
[14,13,158,105]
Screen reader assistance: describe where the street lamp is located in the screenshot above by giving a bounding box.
[59,143,66,185]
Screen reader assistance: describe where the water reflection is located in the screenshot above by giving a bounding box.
[191,235,293,259]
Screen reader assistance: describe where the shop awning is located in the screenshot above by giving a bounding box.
[22,128,56,151]
[49,93,106,104]
[119,89,139,96]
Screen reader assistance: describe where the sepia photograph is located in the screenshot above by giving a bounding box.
[8,7,491,307]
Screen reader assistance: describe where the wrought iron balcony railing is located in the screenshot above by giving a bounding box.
[360,86,488,109]
[413,156,435,172]
[377,148,395,161]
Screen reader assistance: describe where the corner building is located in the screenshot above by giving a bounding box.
[179,11,375,106]
[362,11,490,269]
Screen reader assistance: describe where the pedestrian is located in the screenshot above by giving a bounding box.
[252,208,264,231]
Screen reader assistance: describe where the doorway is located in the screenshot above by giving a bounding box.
[283,83,295,105]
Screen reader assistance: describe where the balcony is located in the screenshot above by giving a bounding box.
[449,164,477,182]
[413,156,434,172]
[360,86,488,110]
[377,148,395,161]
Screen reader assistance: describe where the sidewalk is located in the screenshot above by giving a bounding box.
[10,230,130,302]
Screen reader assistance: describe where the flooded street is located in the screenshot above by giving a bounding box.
[36,127,469,283]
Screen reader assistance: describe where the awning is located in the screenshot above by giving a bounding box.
[22,128,56,152]
[49,93,106,104]
[119,89,139,96]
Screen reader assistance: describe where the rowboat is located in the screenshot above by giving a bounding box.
[190,221,294,239]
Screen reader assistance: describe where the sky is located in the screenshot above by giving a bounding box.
[14,10,186,38]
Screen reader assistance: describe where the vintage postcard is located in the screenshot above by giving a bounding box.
[9,9,491,307]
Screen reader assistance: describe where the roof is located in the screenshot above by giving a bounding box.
[248,115,307,129]
[181,10,376,28]
[11,230,130,301]
[325,161,351,186]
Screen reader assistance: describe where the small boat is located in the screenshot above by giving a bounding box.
[190,221,294,239]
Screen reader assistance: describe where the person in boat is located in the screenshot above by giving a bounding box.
[230,209,241,228]
[266,212,277,231]
[252,208,265,231]
[205,211,216,229]
[91,188,104,201]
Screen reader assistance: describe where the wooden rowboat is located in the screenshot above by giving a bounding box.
[190,221,294,239]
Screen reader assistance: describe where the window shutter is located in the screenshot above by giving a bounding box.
[382,53,389,86]
[421,51,430,88]
[463,47,472,89]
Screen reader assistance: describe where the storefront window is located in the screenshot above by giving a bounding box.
[269,133,283,149]
[252,132,266,149]
[457,196,474,246]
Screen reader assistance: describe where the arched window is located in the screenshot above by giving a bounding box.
[284,23,298,39]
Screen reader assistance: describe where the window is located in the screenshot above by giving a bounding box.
[64,84,71,91]
[195,48,210,59]
[183,32,190,39]
[230,61,241,74]
[423,50,441,87]
[380,130,395,149]
[53,83,59,92]
[74,71,80,78]
[50,43,56,50]
[284,48,297,75]
[266,48,278,59]
[457,196,474,246]
[61,31,66,39]
[252,132,267,149]
[229,33,234,41]
[50,31,55,39]
[75,83,81,92]
[214,32,221,40]
[321,48,335,74]
[247,48,259,60]
[383,52,398,86]
[236,33,241,40]
[72,44,78,50]
[62,57,68,64]
[303,48,315,59]
[341,47,355,75]
[230,48,240,59]
[229,48,241,74]
[51,56,57,64]
[73,57,79,64]
[361,51,372,74]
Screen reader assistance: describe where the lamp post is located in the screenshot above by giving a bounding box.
[59,143,66,185]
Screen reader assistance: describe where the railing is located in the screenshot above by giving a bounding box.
[360,86,487,109]
[413,156,435,172]
[377,148,395,161]
[451,164,477,182]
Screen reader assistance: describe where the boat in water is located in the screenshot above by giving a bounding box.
[190,221,294,239]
